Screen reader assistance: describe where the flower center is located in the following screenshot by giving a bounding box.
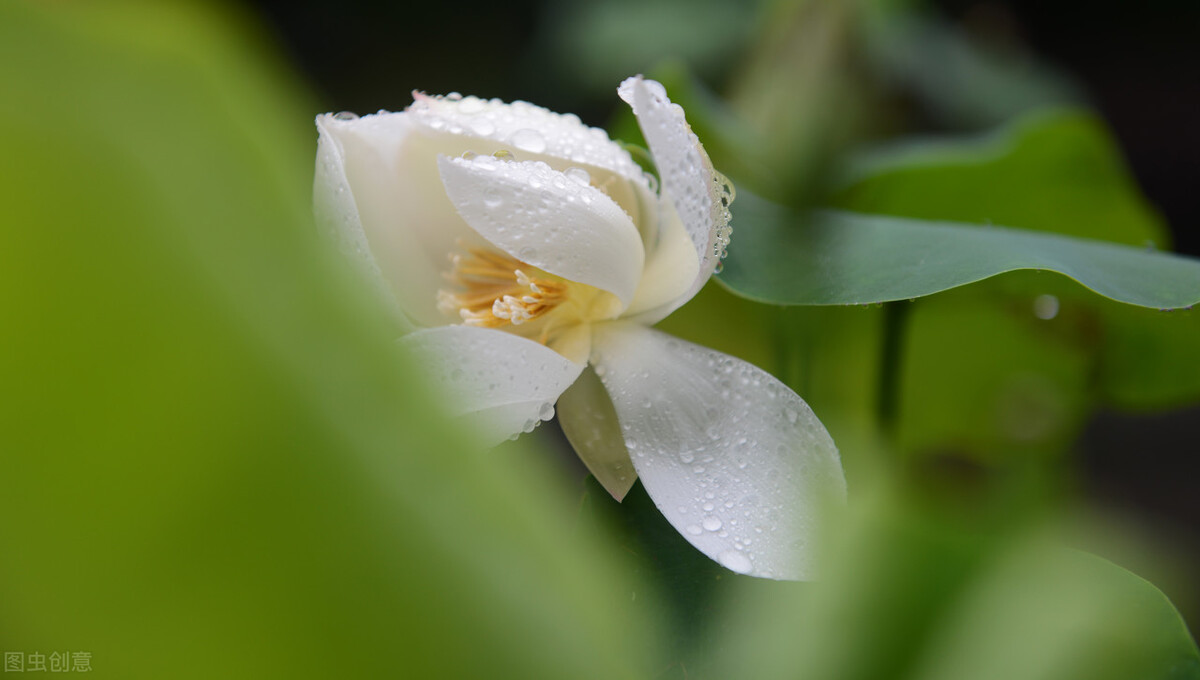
[437,245,568,331]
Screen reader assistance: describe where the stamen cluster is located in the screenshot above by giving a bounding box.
[437,244,567,329]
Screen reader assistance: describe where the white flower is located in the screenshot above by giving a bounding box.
[314,76,846,579]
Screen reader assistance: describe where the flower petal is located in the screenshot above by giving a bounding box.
[400,325,585,446]
[314,115,384,288]
[315,112,473,327]
[408,93,659,245]
[619,76,734,322]
[590,323,846,580]
[438,154,645,308]
[557,366,638,501]
[408,93,648,186]
[620,200,699,322]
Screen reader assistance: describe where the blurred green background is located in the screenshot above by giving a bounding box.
[2,0,1197,678]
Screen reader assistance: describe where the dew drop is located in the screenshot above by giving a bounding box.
[538,402,555,421]
[718,550,753,574]
[565,167,591,185]
[511,128,547,154]
[457,97,484,114]
[1033,294,1059,320]
[644,172,659,194]
[686,524,703,536]
[469,118,496,136]
[702,516,723,532]
[332,111,359,121]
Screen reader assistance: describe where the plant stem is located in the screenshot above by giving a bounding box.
[877,301,911,440]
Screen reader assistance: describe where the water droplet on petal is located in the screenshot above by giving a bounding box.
[718,550,752,574]
[469,118,496,136]
[564,167,591,185]
[333,111,359,121]
[457,97,484,114]
[511,128,546,153]
[686,524,703,536]
[703,516,723,532]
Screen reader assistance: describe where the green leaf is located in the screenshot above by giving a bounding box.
[0,2,653,678]
[910,546,1200,680]
[709,490,1200,680]
[579,475,789,680]
[719,200,1200,310]
[823,110,1200,409]
[832,110,1167,247]
[862,11,1083,129]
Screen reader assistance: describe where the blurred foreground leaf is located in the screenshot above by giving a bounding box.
[709,491,1200,680]
[720,200,1200,310]
[578,477,745,679]
[0,2,654,678]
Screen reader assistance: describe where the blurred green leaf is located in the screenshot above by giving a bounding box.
[893,277,1094,462]
[0,2,655,678]
[579,477,755,679]
[719,199,1200,309]
[826,110,1200,409]
[537,0,759,99]
[727,0,872,205]
[911,546,1200,680]
[833,110,1167,247]
[862,9,1083,129]
[710,490,1200,680]
[1093,302,1200,409]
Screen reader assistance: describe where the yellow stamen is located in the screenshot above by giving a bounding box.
[438,245,567,332]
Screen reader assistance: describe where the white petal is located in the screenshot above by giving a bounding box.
[619,76,734,320]
[314,116,384,284]
[408,92,647,185]
[590,323,846,580]
[438,154,645,308]
[408,93,659,245]
[620,199,699,323]
[557,367,638,501]
[316,112,474,327]
[400,326,585,447]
